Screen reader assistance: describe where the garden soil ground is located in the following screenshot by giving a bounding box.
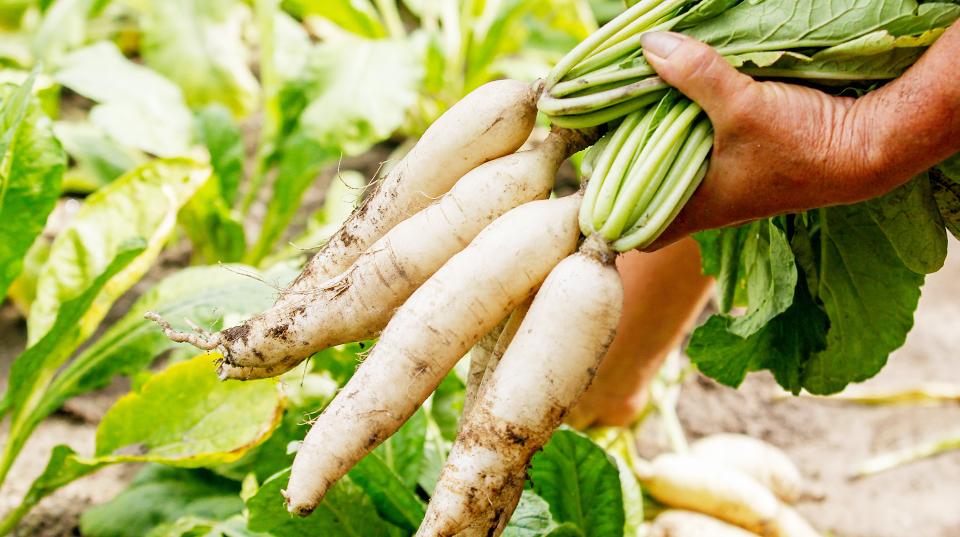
[1,234,958,536]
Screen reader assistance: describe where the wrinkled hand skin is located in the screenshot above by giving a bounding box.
[645,22,960,250]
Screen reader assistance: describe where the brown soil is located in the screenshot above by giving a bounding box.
[2,208,958,534]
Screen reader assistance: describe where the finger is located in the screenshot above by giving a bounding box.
[640,31,754,121]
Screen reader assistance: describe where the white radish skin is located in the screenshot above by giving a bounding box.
[643,453,781,536]
[282,79,538,296]
[284,195,583,515]
[690,434,805,504]
[418,241,623,537]
[650,510,760,537]
[210,132,590,379]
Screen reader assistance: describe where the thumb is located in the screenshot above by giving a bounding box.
[640,31,753,118]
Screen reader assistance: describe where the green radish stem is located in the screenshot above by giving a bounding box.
[542,0,675,88]
[416,236,623,537]
[284,195,583,515]
[537,77,669,116]
[547,92,666,129]
[598,99,702,240]
[612,119,712,250]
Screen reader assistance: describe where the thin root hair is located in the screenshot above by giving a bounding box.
[144,311,222,350]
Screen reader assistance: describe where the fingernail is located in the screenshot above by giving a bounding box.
[641,32,682,58]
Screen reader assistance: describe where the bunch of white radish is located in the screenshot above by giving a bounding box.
[151,76,625,535]
[644,434,821,537]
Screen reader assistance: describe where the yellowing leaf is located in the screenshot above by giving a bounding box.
[95,354,284,466]
[28,158,211,344]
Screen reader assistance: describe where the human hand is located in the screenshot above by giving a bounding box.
[639,25,960,249]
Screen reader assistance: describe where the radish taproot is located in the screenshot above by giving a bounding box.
[417,237,623,536]
[690,433,805,504]
[282,79,538,295]
[284,194,583,515]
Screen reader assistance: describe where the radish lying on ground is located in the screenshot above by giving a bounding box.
[282,79,537,295]
[690,433,805,504]
[151,128,595,380]
[418,236,622,536]
[650,510,759,537]
[643,453,821,537]
[643,453,781,535]
[284,194,583,515]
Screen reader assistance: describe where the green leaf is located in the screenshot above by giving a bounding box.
[938,152,960,182]
[614,455,643,537]
[932,168,960,240]
[865,174,947,274]
[246,132,339,264]
[727,220,798,338]
[265,169,367,264]
[246,468,396,537]
[296,37,422,155]
[180,179,247,264]
[430,370,466,442]
[95,354,284,465]
[54,121,144,193]
[28,158,211,343]
[80,466,243,537]
[282,0,386,38]
[802,202,927,394]
[687,0,960,54]
[146,515,266,537]
[0,355,282,532]
[196,105,245,206]
[416,409,449,496]
[694,219,797,335]
[55,42,194,157]
[0,81,65,300]
[529,429,624,537]
[503,490,565,537]
[0,241,144,482]
[350,452,426,532]
[687,277,829,394]
[33,262,298,432]
[0,445,104,535]
[139,0,260,117]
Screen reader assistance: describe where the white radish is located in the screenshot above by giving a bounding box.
[771,507,822,537]
[690,433,805,504]
[282,79,538,295]
[284,194,583,515]
[153,130,593,379]
[643,453,781,536]
[417,237,623,537]
[650,510,760,537]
